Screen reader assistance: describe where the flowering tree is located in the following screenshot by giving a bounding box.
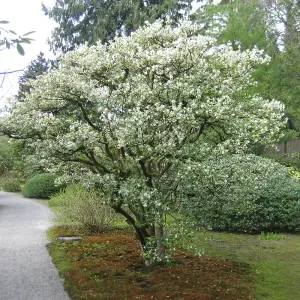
[0,21,285,264]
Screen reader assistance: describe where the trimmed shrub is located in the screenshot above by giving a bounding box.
[23,173,60,199]
[49,184,120,233]
[1,179,21,192]
[179,154,300,233]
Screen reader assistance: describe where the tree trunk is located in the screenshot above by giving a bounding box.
[112,205,154,265]
[112,205,167,266]
[155,221,165,261]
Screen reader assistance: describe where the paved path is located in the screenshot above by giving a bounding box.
[0,192,70,300]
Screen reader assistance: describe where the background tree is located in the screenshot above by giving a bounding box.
[193,0,300,137]
[42,0,193,53]
[0,21,285,265]
[267,0,300,122]
[193,0,277,52]
[2,53,55,180]
[17,52,51,100]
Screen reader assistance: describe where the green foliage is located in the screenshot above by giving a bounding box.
[0,157,11,174]
[193,0,300,135]
[1,179,21,192]
[49,184,120,233]
[193,0,276,52]
[259,232,287,241]
[43,0,193,53]
[0,136,14,174]
[0,20,34,55]
[18,52,52,100]
[10,140,45,180]
[179,154,300,233]
[23,173,61,199]
[288,167,300,180]
[255,0,300,128]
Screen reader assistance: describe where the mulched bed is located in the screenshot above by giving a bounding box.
[51,229,254,300]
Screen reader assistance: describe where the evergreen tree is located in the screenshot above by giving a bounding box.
[17,52,51,100]
[43,0,193,53]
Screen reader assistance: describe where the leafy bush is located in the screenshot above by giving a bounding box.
[288,167,300,181]
[23,173,60,199]
[179,154,300,233]
[1,179,21,192]
[0,136,14,174]
[12,139,48,181]
[49,184,120,233]
[0,157,12,174]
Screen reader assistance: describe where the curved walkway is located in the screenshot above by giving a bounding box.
[0,192,69,300]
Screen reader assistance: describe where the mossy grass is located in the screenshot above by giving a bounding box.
[193,230,300,300]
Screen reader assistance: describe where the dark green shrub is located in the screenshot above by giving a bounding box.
[1,179,21,192]
[179,154,300,233]
[23,173,61,199]
[49,184,120,233]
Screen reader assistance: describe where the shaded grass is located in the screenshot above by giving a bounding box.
[193,230,300,300]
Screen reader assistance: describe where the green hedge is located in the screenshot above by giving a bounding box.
[23,173,61,199]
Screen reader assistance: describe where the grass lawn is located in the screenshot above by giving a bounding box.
[47,225,300,300]
[193,230,300,300]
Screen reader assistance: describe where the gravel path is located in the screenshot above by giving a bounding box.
[0,192,70,300]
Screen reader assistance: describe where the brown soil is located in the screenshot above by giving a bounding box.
[54,229,254,300]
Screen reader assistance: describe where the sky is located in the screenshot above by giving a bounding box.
[0,0,56,102]
[0,0,203,103]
